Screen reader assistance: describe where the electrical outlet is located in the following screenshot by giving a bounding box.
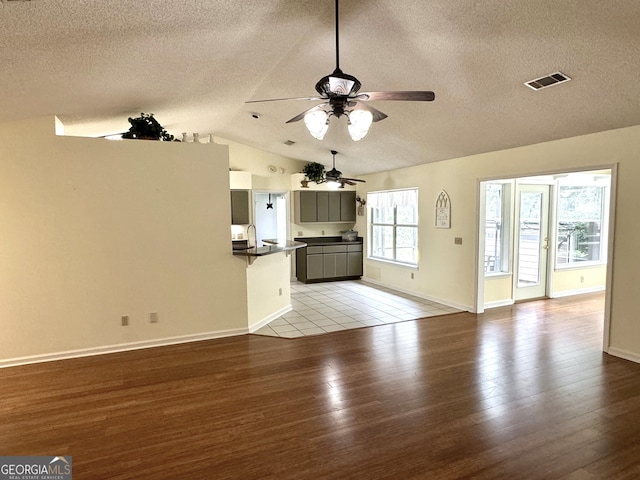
[121,315,129,326]
[298,231,303,236]
[279,288,283,296]
[149,312,159,323]
[454,237,463,245]
[321,230,325,235]
[580,276,585,283]
[411,272,415,280]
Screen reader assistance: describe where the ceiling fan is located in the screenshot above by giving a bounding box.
[325,150,365,188]
[246,0,435,141]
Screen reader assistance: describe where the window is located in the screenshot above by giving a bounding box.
[484,182,512,274]
[368,189,418,265]
[556,181,609,266]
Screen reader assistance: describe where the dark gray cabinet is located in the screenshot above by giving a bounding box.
[340,191,357,222]
[296,242,363,283]
[297,191,317,223]
[295,190,356,223]
[298,246,325,280]
[323,245,347,277]
[347,244,363,276]
[230,190,250,225]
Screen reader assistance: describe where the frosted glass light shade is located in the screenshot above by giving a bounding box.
[347,110,373,141]
[304,110,330,140]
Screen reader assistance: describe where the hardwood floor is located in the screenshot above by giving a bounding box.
[2,293,640,479]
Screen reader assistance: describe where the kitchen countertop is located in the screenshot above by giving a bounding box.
[294,236,363,246]
[233,239,307,261]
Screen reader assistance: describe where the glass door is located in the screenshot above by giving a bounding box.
[513,184,550,300]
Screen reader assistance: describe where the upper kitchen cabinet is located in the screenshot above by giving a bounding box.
[294,190,356,224]
[229,171,252,225]
[230,190,250,225]
[339,191,356,222]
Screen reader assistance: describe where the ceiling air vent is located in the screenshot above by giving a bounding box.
[525,72,571,91]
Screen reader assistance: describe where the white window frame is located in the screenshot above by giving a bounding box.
[484,181,513,276]
[555,178,610,269]
[368,188,419,266]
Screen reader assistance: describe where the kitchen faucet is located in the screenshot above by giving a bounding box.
[247,224,257,249]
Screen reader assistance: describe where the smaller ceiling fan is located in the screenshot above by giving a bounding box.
[325,150,365,188]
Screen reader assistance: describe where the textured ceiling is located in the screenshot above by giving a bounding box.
[1,0,639,175]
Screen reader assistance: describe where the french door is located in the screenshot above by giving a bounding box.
[513,184,550,301]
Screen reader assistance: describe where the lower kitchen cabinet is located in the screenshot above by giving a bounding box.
[296,242,363,283]
[306,251,324,280]
[347,251,363,277]
[324,252,347,277]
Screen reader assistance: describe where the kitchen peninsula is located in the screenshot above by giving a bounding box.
[233,239,306,265]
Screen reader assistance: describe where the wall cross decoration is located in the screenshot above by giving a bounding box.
[435,190,451,228]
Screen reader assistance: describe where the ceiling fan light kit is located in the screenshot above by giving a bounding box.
[304,110,330,140]
[245,0,434,142]
[347,110,373,141]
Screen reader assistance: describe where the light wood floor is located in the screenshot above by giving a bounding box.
[2,293,640,479]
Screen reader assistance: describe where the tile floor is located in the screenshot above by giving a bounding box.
[253,280,462,338]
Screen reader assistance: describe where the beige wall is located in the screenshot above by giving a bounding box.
[0,117,248,366]
[355,124,640,361]
[484,275,513,305]
[483,265,606,306]
[245,252,292,329]
[553,265,607,295]
[216,137,306,191]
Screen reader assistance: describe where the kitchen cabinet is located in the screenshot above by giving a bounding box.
[295,190,356,223]
[323,245,347,277]
[305,247,324,280]
[347,244,363,276]
[295,241,363,283]
[297,191,317,223]
[340,191,357,222]
[231,190,250,225]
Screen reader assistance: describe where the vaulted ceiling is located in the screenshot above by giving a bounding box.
[1,0,639,174]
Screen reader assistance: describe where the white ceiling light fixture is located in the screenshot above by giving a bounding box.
[304,110,330,140]
[347,110,373,141]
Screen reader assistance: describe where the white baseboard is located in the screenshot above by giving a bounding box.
[0,328,247,369]
[606,347,640,364]
[361,278,472,312]
[484,299,515,309]
[550,286,605,298]
[248,304,292,333]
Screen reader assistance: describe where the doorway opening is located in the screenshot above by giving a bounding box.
[252,191,288,246]
[478,168,613,311]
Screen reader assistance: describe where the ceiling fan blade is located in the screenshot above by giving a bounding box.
[285,104,328,123]
[246,96,325,104]
[342,177,366,183]
[352,102,388,122]
[356,91,435,102]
